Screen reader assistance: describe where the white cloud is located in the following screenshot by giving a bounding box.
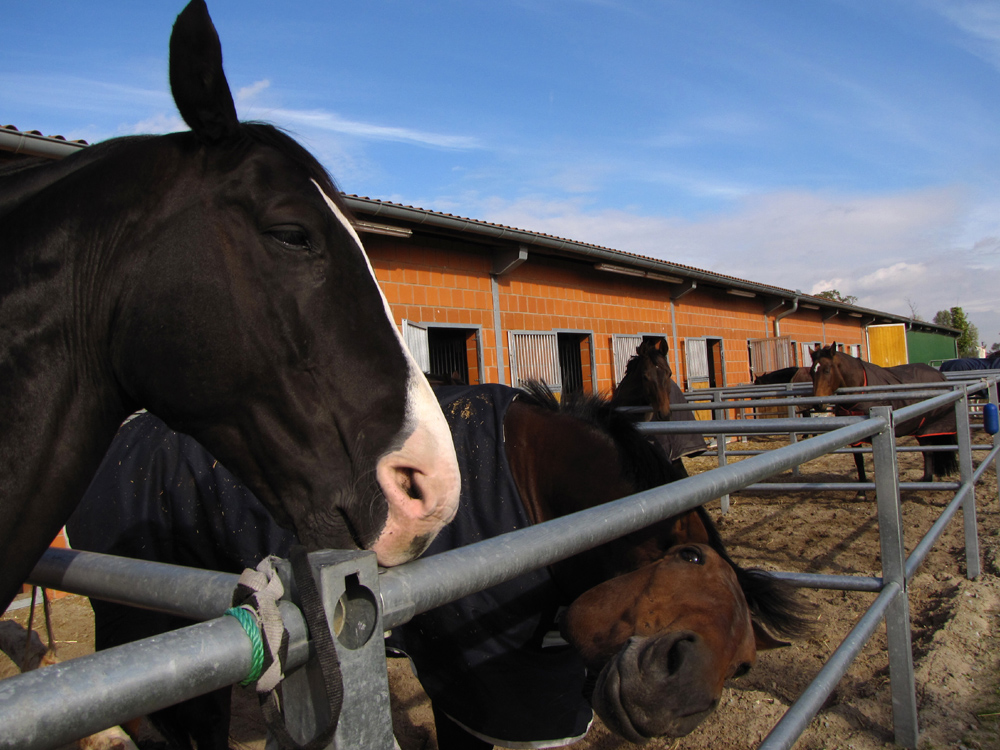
[856,262,927,289]
[236,79,271,109]
[466,185,1000,343]
[121,113,185,135]
[269,108,480,150]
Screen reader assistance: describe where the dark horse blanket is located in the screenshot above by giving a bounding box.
[386,385,593,746]
[68,386,592,746]
[836,361,956,438]
[940,355,1000,372]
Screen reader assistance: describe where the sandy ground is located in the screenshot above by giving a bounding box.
[3,436,999,750]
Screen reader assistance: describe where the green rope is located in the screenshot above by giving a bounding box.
[224,606,265,686]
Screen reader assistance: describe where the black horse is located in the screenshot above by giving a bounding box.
[0,0,460,613]
[68,384,808,749]
[753,366,811,385]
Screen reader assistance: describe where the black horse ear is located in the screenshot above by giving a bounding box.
[169,0,240,144]
[654,338,668,355]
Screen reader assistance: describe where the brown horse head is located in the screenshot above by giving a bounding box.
[563,542,782,740]
[615,338,675,421]
[809,342,855,401]
[560,503,793,741]
[511,384,809,742]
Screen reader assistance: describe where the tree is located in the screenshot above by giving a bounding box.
[933,309,952,327]
[934,306,979,357]
[815,289,858,305]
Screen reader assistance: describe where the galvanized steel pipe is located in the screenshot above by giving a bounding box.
[0,602,309,750]
[379,414,886,629]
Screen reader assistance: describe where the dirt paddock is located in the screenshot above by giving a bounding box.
[3,437,999,750]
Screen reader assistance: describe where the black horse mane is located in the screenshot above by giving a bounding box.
[517,379,812,638]
[0,122,353,225]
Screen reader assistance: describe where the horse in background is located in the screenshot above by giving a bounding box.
[611,339,707,469]
[753,367,812,386]
[0,0,461,614]
[67,384,809,749]
[808,344,957,497]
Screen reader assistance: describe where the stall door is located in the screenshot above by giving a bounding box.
[401,320,430,372]
[508,331,561,390]
[612,334,643,385]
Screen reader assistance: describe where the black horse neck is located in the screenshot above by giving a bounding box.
[0,141,150,611]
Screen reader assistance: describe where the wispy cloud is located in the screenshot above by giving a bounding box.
[267,108,480,150]
[924,0,1000,70]
[236,79,271,108]
[121,113,185,136]
[1,73,170,115]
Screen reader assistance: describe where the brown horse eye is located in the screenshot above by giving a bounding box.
[679,547,704,565]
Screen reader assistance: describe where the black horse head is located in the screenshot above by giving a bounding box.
[0,0,460,611]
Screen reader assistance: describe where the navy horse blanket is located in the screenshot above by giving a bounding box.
[940,356,1000,372]
[67,386,593,747]
[836,361,956,438]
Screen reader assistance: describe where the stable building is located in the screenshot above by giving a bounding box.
[345,195,957,394]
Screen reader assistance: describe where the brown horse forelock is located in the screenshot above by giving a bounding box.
[512,382,810,739]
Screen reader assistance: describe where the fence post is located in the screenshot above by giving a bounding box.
[786,383,800,477]
[714,391,731,513]
[871,405,919,749]
[273,549,396,750]
[990,379,1000,506]
[955,388,980,579]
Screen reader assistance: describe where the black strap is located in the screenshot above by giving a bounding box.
[262,545,345,750]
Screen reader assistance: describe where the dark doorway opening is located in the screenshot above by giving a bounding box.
[557,332,593,395]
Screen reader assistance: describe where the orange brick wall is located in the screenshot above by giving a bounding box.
[369,237,500,382]
[501,258,677,390]
[365,234,867,392]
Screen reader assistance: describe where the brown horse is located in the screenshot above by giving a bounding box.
[0,0,461,615]
[611,338,707,465]
[67,384,808,748]
[808,343,957,496]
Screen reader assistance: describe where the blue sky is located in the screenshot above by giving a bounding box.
[5,1,1000,347]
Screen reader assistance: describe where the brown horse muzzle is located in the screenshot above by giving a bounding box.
[590,633,719,742]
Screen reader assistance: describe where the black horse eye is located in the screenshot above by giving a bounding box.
[678,547,704,565]
[733,662,752,678]
[267,227,312,251]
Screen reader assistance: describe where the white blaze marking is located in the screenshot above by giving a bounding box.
[313,181,441,435]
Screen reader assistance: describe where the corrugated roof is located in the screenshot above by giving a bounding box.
[1,125,89,145]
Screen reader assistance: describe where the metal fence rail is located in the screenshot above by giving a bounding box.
[4,374,998,749]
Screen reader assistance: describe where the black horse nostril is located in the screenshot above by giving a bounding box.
[666,637,690,676]
[639,633,697,677]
